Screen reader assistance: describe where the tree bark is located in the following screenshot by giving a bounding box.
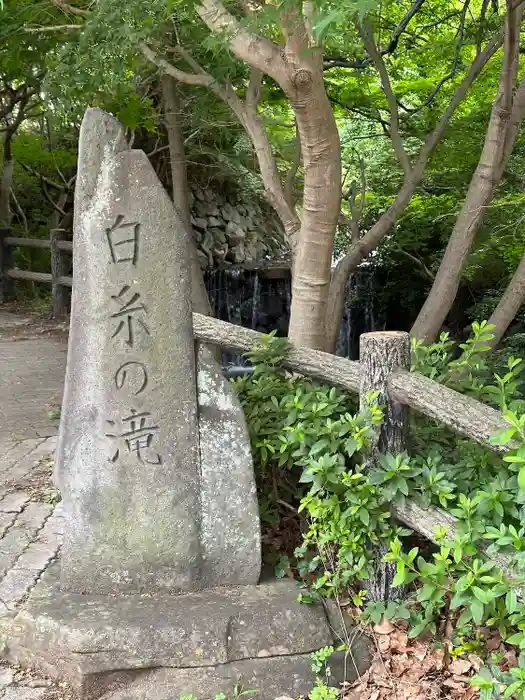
[161,75,212,317]
[360,332,410,603]
[411,2,524,342]
[0,132,14,228]
[487,251,525,347]
[360,332,410,456]
[287,69,341,350]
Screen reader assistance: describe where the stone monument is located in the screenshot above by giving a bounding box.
[2,109,369,699]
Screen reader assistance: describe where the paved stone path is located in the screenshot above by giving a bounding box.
[0,312,66,444]
[0,312,73,699]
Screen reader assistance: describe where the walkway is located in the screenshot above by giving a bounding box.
[0,311,72,699]
[0,312,66,445]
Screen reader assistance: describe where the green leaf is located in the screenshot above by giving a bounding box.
[471,599,484,625]
[506,589,518,614]
[472,586,492,604]
[504,681,523,697]
[490,427,516,445]
[313,8,344,41]
[518,466,525,491]
[356,0,380,21]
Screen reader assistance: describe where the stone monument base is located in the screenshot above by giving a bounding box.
[1,572,371,700]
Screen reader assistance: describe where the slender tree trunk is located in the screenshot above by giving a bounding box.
[0,132,14,228]
[286,69,341,350]
[411,3,523,342]
[162,75,212,316]
[487,252,525,347]
[326,178,420,352]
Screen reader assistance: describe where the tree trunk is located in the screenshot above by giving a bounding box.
[287,70,341,350]
[323,33,504,353]
[411,3,523,342]
[487,251,525,347]
[162,75,212,317]
[326,178,420,352]
[0,132,14,228]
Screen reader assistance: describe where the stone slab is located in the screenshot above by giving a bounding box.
[0,580,365,698]
[5,581,331,672]
[57,108,201,593]
[197,345,260,586]
[103,655,332,700]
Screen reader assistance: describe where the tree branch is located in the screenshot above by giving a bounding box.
[360,18,411,178]
[324,0,426,71]
[395,248,434,281]
[10,188,29,235]
[324,30,503,351]
[195,0,286,83]
[42,181,67,217]
[50,0,89,16]
[141,40,300,249]
[25,24,82,33]
[19,163,66,190]
[245,69,262,110]
[397,0,469,115]
[140,43,215,88]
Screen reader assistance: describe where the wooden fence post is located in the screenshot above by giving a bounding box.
[50,228,69,318]
[359,331,411,603]
[0,227,14,303]
[360,331,411,455]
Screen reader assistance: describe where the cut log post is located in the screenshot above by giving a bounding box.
[0,227,14,303]
[50,228,69,317]
[359,331,411,603]
[360,332,411,456]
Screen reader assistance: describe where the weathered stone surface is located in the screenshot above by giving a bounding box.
[5,581,333,691]
[2,688,47,700]
[103,655,326,700]
[197,344,260,586]
[0,493,30,514]
[0,667,14,689]
[56,108,201,594]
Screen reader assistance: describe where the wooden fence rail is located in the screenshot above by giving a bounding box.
[0,227,73,317]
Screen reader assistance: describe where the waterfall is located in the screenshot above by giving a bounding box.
[204,265,380,366]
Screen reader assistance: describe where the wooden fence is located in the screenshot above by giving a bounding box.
[0,227,73,317]
[192,313,519,584]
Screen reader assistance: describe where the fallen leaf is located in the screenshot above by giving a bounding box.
[374,618,395,635]
[402,685,421,697]
[486,633,502,651]
[443,679,463,690]
[468,654,482,671]
[378,635,391,653]
[448,659,472,675]
[412,644,428,662]
[451,674,470,684]
[390,630,409,652]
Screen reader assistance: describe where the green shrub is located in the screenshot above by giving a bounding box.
[234,324,525,697]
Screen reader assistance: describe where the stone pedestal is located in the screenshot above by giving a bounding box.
[3,571,371,699]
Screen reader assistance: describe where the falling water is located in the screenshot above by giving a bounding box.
[204,265,380,365]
